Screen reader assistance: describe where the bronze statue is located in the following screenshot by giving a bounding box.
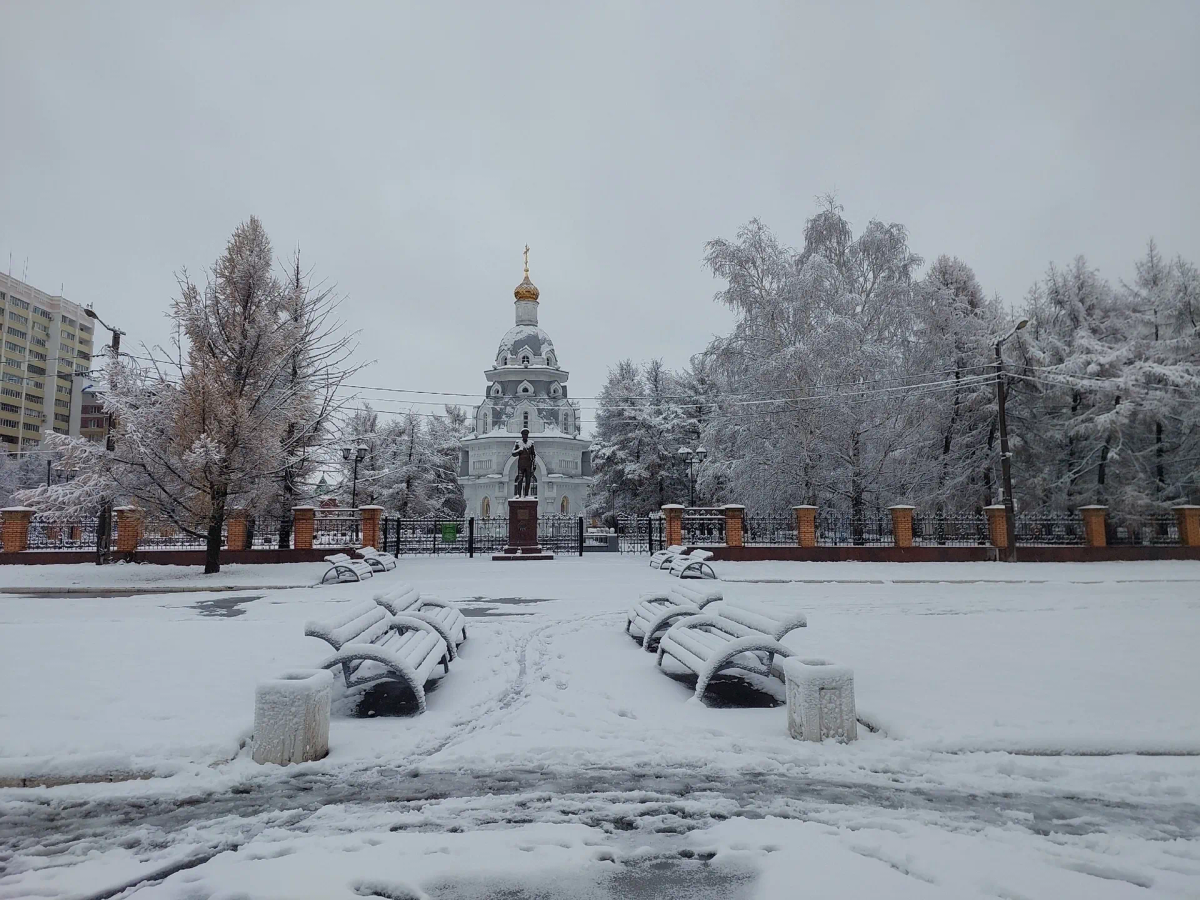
[512,428,536,497]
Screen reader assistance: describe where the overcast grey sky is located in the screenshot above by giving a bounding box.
[2,1,1197,431]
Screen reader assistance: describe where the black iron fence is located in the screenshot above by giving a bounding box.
[615,515,662,553]
[913,512,990,547]
[315,508,361,548]
[378,516,586,556]
[742,515,796,545]
[1014,513,1084,546]
[1107,515,1179,546]
[27,516,108,551]
[816,510,894,546]
[683,509,726,546]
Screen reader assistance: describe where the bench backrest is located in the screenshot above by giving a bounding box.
[305,599,391,651]
[374,584,420,616]
[325,553,354,564]
[670,584,722,608]
[359,546,381,556]
[712,601,807,640]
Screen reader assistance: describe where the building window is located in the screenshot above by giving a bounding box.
[501,356,508,366]
[560,496,570,515]
[522,411,529,430]
[521,354,530,365]
[481,496,491,518]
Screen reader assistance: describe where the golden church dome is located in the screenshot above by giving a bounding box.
[514,243,539,301]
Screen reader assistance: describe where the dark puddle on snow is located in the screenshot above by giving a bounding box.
[188,594,263,618]
[419,858,757,899]
[459,596,551,618]
[352,678,444,718]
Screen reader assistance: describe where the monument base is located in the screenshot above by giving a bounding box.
[492,551,555,561]
[493,496,553,561]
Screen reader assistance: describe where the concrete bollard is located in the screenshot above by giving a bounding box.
[252,669,333,765]
[781,658,857,743]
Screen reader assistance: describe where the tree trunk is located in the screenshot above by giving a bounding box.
[1156,420,1165,493]
[982,418,997,508]
[205,492,227,574]
[851,432,864,545]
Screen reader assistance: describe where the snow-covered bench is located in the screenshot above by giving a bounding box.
[355,546,398,573]
[656,603,807,701]
[668,549,716,579]
[374,583,467,660]
[321,553,374,584]
[304,599,450,713]
[626,583,724,650]
[649,545,686,569]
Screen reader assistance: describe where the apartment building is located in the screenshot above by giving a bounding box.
[0,272,97,452]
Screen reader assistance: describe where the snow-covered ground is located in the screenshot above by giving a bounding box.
[2,557,1199,898]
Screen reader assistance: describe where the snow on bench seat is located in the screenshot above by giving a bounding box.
[707,600,807,642]
[304,599,450,713]
[649,545,686,569]
[626,583,724,650]
[321,553,375,584]
[374,583,467,660]
[656,607,803,702]
[668,549,716,579]
[355,546,398,572]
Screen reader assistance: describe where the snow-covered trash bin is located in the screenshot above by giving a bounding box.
[252,669,333,765]
[781,658,857,743]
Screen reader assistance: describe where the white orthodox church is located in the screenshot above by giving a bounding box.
[459,255,593,519]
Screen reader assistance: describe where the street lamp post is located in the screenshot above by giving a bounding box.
[84,306,125,565]
[342,446,368,509]
[994,318,1028,561]
[677,446,707,507]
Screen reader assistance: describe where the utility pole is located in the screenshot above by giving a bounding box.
[994,319,1028,561]
[84,307,123,564]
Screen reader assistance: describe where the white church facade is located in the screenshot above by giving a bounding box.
[459,255,593,519]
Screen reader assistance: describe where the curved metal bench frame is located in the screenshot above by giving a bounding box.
[657,614,795,701]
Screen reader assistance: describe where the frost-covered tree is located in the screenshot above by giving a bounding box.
[21,217,356,572]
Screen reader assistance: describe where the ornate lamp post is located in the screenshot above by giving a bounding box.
[678,446,707,507]
[994,318,1028,560]
[342,446,368,508]
[84,306,125,565]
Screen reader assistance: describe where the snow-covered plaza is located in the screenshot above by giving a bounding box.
[2,556,1199,898]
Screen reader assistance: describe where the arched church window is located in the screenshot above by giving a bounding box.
[523,411,530,430]
[502,356,508,366]
[564,411,572,432]
[550,382,561,397]
[521,385,530,394]
[491,384,501,396]
[560,495,570,515]
[521,354,531,366]
[481,496,491,518]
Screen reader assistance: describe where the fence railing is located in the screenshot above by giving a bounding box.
[1107,515,1179,546]
[683,510,726,546]
[742,515,796,546]
[912,513,990,547]
[27,516,108,551]
[816,510,894,546]
[378,516,586,556]
[314,508,361,548]
[1014,514,1084,546]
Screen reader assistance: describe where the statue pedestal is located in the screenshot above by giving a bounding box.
[493,497,554,561]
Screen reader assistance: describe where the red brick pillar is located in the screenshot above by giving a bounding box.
[1174,505,1200,547]
[793,506,817,548]
[889,505,915,548]
[360,505,383,550]
[1,507,34,553]
[114,507,141,554]
[983,504,1009,550]
[292,506,315,551]
[662,504,684,548]
[1078,505,1108,548]
[226,510,249,551]
[723,505,745,548]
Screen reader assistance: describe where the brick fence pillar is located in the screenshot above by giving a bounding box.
[889,505,915,548]
[293,506,315,551]
[1078,505,1108,548]
[983,504,1009,551]
[793,505,817,548]
[1174,505,1200,547]
[113,507,141,553]
[359,505,383,550]
[226,510,250,551]
[1,507,35,553]
[723,504,745,548]
[661,504,684,548]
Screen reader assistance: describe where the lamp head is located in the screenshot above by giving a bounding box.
[84,307,98,320]
[678,447,693,459]
[1016,318,1029,330]
[355,447,368,462]
[341,447,351,461]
